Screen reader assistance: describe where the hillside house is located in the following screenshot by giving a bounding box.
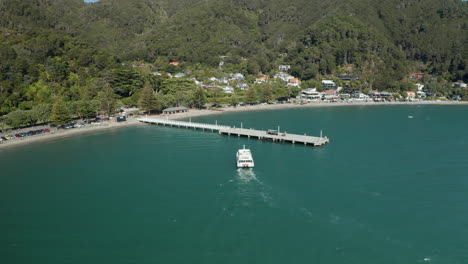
[410,73,425,81]
[337,75,360,81]
[237,83,249,90]
[322,80,336,90]
[231,73,245,81]
[274,72,294,82]
[255,76,269,83]
[287,78,301,87]
[278,65,291,72]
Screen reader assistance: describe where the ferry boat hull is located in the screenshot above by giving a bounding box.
[236,145,255,168]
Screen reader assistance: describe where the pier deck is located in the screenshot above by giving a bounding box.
[137,117,329,146]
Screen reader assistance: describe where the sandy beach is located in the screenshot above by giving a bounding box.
[1,100,467,150]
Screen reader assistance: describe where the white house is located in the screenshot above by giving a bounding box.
[231,73,245,81]
[222,86,234,94]
[278,65,291,72]
[274,72,294,82]
[218,78,229,84]
[416,83,425,91]
[237,83,249,90]
[322,80,336,90]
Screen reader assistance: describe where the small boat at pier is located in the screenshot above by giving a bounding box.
[236,145,254,168]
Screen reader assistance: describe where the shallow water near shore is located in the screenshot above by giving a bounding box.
[1,105,468,263]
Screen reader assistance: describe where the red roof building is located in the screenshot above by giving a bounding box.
[410,73,425,81]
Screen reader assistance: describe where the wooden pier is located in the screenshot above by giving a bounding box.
[137,117,329,147]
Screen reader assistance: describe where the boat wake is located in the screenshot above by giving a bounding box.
[234,168,274,206]
[236,168,258,184]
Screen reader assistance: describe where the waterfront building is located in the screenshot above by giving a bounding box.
[299,88,322,101]
[406,91,416,101]
[162,107,189,114]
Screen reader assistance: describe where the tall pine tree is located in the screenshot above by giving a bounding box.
[50,98,72,126]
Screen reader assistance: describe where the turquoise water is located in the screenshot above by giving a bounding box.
[1,105,467,263]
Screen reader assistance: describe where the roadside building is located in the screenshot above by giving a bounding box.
[324,90,338,101]
[299,88,322,101]
[163,107,189,114]
[353,92,371,101]
[406,91,416,101]
[417,91,426,99]
[110,116,127,122]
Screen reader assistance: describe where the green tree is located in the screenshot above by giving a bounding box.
[191,86,207,109]
[97,84,120,117]
[0,118,8,134]
[31,104,51,124]
[245,86,258,104]
[77,101,96,122]
[138,85,161,114]
[5,110,29,128]
[50,98,72,126]
[161,94,176,109]
[259,84,273,102]
[230,92,239,106]
[210,88,223,106]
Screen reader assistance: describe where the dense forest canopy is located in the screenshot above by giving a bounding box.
[0,0,467,123]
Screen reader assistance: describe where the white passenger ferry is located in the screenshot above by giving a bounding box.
[236,145,255,168]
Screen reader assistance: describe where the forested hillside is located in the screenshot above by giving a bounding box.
[0,0,467,123]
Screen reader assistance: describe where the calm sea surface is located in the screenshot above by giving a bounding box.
[1,105,467,263]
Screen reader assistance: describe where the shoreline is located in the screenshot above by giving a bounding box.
[1,100,467,150]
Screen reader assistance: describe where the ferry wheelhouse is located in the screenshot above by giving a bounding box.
[236,145,255,168]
